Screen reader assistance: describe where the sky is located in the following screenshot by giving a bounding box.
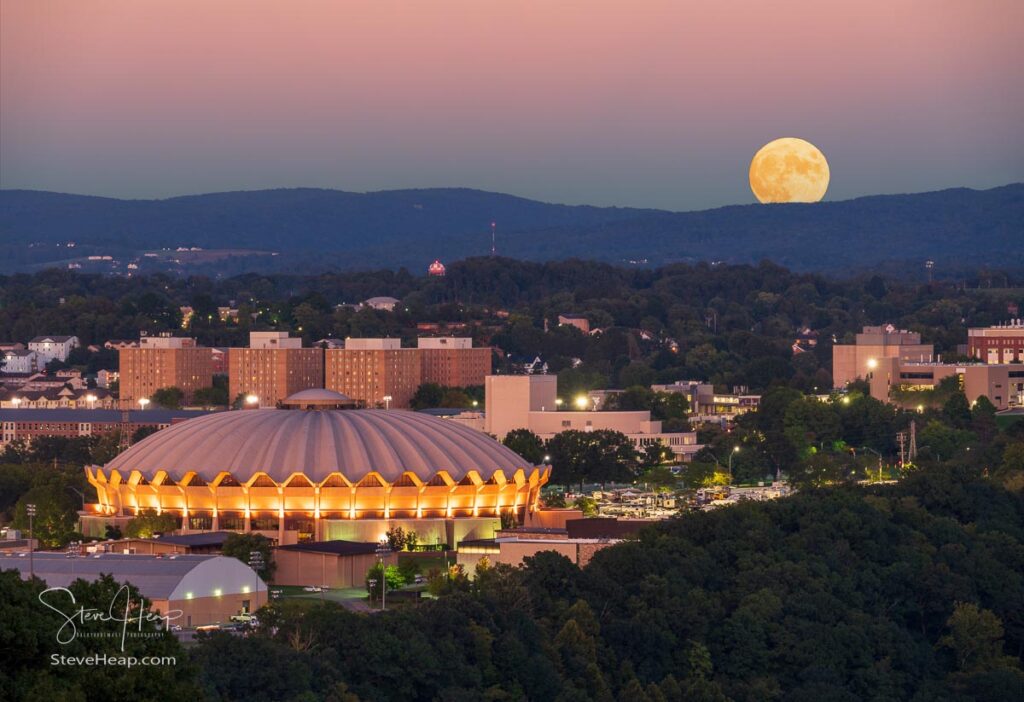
[1,0,1022,210]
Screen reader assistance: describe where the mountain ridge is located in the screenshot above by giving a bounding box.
[1,183,1021,274]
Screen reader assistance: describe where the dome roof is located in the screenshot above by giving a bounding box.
[102,409,535,483]
[285,388,352,402]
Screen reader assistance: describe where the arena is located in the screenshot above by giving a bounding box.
[83,389,550,546]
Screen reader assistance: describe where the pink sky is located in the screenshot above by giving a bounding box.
[2,0,1022,208]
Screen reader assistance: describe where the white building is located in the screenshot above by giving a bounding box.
[28,335,80,363]
[2,350,40,374]
[484,375,702,461]
[361,296,400,312]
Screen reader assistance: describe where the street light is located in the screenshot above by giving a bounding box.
[245,394,259,408]
[543,454,551,463]
[555,398,563,407]
[574,395,589,410]
[375,540,392,611]
[27,503,36,580]
[138,398,150,410]
[866,358,878,370]
[85,393,97,409]
[382,395,392,410]
[11,397,21,408]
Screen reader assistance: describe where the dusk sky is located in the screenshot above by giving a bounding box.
[2,0,1022,210]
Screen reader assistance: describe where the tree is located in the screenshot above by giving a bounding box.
[193,385,229,408]
[124,507,180,538]
[546,429,638,490]
[223,532,276,580]
[150,386,185,409]
[410,382,444,410]
[385,526,408,551]
[943,390,972,428]
[573,496,598,517]
[365,562,405,595]
[939,602,1019,673]
[12,482,79,548]
[503,429,546,464]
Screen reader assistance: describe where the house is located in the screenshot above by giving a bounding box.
[28,335,80,363]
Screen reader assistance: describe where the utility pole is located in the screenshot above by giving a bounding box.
[909,421,917,462]
[896,431,907,468]
[490,221,496,257]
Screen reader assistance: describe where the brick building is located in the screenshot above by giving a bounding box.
[325,338,420,408]
[967,321,1024,364]
[228,332,323,408]
[417,337,492,388]
[119,334,213,406]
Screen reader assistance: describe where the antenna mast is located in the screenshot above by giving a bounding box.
[490,221,496,257]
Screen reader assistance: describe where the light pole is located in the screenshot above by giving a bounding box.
[382,395,392,410]
[245,394,259,409]
[85,393,97,410]
[11,396,21,408]
[138,398,150,411]
[248,550,264,614]
[27,503,36,580]
[728,446,740,480]
[375,540,392,611]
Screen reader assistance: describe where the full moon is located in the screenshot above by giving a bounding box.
[749,137,830,203]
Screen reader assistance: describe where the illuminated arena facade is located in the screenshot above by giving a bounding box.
[83,390,550,546]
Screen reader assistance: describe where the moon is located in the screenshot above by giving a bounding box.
[749,137,830,203]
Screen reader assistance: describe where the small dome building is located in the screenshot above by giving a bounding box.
[84,391,550,546]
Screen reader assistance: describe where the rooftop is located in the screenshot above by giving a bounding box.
[276,540,380,556]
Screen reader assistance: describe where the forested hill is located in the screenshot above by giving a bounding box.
[0,184,1021,274]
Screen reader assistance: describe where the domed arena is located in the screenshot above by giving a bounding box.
[84,390,550,546]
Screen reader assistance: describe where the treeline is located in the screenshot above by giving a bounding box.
[2,260,1022,392]
[164,469,1024,700]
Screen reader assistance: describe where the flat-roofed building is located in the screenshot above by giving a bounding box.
[417,337,492,388]
[869,357,1024,410]
[119,333,213,406]
[832,324,935,388]
[0,407,209,446]
[485,375,702,461]
[228,332,323,408]
[273,540,397,589]
[325,338,420,409]
[968,321,1024,364]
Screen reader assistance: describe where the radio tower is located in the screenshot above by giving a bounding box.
[490,221,496,257]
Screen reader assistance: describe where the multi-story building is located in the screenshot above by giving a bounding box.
[0,407,208,446]
[651,380,760,421]
[2,349,40,374]
[868,357,1024,410]
[967,321,1024,364]
[484,375,702,461]
[228,332,323,408]
[325,338,420,408]
[417,337,492,388]
[28,335,80,363]
[119,333,213,406]
[832,325,934,388]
